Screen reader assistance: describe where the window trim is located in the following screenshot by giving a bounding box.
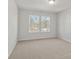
[29,15,40,33]
[29,15,50,33]
[40,16,50,32]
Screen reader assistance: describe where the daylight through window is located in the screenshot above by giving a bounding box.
[29,15,50,32]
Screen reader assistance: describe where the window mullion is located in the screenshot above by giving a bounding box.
[39,16,41,32]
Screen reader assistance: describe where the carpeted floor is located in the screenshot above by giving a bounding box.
[9,38,71,59]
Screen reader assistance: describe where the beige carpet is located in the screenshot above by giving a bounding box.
[9,39,71,59]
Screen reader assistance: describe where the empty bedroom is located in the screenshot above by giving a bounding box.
[8,0,71,59]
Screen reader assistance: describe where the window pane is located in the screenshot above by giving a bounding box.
[29,16,40,32]
[41,16,50,32]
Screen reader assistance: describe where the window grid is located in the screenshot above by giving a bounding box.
[29,15,50,32]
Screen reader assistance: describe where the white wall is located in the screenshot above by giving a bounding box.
[8,0,18,57]
[18,9,57,41]
[57,9,71,42]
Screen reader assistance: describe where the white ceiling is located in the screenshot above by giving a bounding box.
[16,0,71,12]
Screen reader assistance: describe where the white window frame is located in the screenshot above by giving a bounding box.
[29,15,40,33]
[29,15,50,32]
[40,16,50,32]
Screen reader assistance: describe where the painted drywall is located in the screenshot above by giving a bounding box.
[57,9,71,42]
[18,9,57,41]
[16,0,71,12]
[8,0,18,57]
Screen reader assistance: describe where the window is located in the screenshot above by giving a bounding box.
[41,16,50,32]
[29,16,40,32]
[29,15,50,32]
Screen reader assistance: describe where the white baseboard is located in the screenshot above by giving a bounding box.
[58,37,71,43]
[8,41,17,58]
[18,37,57,41]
